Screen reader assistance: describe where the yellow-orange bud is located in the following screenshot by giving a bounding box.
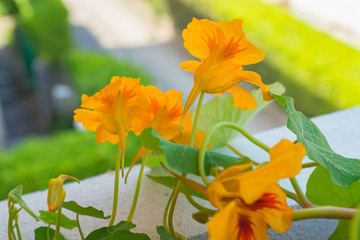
[47,174,80,212]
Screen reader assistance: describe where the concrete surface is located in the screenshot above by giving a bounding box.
[0,105,359,239]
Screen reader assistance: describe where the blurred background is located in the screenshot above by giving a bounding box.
[0,0,359,200]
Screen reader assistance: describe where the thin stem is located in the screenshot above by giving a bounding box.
[127,150,149,222]
[76,214,85,240]
[8,201,14,240]
[14,224,21,240]
[199,122,270,186]
[281,187,305,208]
[54,206,62,240]
[290,177,316,208]
[109,144,122,226]
[182,186,215,214]
[350,205,360,240]
[168,179,182,240]
[163,190,175,234]
[226,143,259,165]
[293,206,358,221]
[166,91,205,239]
[190,91,205,146]
[47,224,51,240]
[302,162,318,168]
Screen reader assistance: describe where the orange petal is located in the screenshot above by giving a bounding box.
[182,18,217,60]
[73,109,100,132]
[250,184,293,233]
[224,85,257,110]
[125,146,148,183]
[180,60,201,73]
[180,85,202,134]
[238,71,272,101]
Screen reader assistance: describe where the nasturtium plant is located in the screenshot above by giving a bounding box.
[6,16,360,240]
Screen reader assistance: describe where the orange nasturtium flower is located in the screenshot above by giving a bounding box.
[180,18,272,120]
[135,85,206,147]
[126,86,207,179]
[47,174,80,212]
[73,76,149,174]
[206,139,306,240]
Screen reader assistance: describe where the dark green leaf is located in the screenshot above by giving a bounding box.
[192,210,211,224]
[139,128,242,176]
[273,94,360,187]
[306,166,360,207]
[39,210,77,230]
[62,201,110,219]
[8,185,38,220]
[147,175,207,200]
[157,226,173,240]
[193,82,285,148]
[85,221,149,240]
[34,227,66,240]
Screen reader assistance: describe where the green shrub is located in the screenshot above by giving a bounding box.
[67,49,153,97]
[15,0,70,61]
[168,0,360,116]
[0,130,141,200]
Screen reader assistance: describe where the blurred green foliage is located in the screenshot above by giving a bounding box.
[14,0,70,61]
[66,49,153,97]
[0,0,19,15]
[167,0,360,116]
[0,131,141,200]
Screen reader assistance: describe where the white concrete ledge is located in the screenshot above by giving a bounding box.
[1,106,359,239]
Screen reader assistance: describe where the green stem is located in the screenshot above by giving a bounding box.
[14,224,21,240]
[226,143,259,165]
[281,187,305,208]
[290,177,316,208]
[199,122,270,186]
[166,91,205,239]
[8,201,14,240]
[163,190,175,234]
[190,91,205,146]
[350,205,360,240]
[54,206,62,240]
[293,206,358,221]
[109,144,122,226]
[182,187,215,214]
[168,179,182,240]
[127,151,149,222]
[302,162,319,168]
[76,214,85,240]
[47,224,51,240]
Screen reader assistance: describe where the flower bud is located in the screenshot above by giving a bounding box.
[47,174,79,212]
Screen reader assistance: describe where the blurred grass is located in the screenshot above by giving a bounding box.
[165,0,360,116]
[0,131,141,200]
[0,0,155,199]
[66,49,153,97]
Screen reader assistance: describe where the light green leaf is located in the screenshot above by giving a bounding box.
[328,220,360,240]
[146,155,167,168]
[85,221,150,240]
[306,166,360,207]
[274,94,360,187]
[156,226,173,240]
[39,210,77,230]
[193,82,285,148]
[8,185,38,220]
[62,201,110,219]
[147,175,207,200]
[139,128,242,176]
[34,227,66,240]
